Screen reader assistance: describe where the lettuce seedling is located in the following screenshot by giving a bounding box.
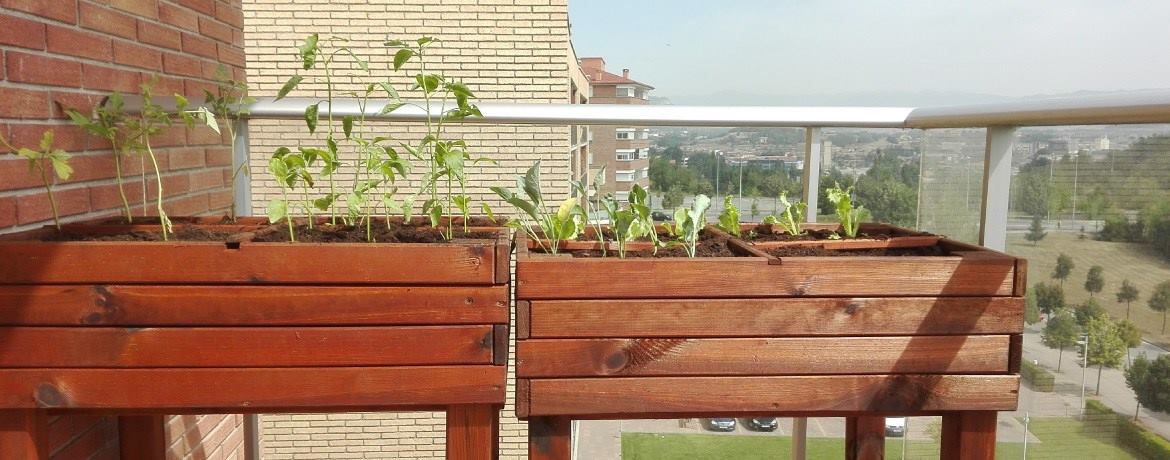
[492,161,583,254]
[664,194,711,257]
[600,183,658,258]
[826,183,870,238]
[716,195,741,237]
[1,131,72,231]
[777,192,806,235]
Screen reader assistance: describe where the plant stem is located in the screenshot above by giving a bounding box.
[144,140,170,240]
[37,159,61,231]
[112,140,132,223]
[282,189,295,242]
[324,55,337,225]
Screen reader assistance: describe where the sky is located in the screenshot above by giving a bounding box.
[568,0,1170,106]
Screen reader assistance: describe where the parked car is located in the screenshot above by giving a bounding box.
[704,418,736,432]
[885,417,906,437]
[744,417,778,432]
[651,211,671,222]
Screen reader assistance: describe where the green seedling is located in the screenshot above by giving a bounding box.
[203,66,254,222]
[664,194,711,257]
[717,195,741,236]
[777,192,806,235]
[1,131,72,231]
[492,161,583,254]
[68,93,131,222]
[827,183,870,238]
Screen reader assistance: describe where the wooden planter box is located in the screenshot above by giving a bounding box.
[515,226,1025,460]
[0,217,511,459]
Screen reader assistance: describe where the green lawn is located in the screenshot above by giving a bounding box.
[621,417,1135,459]
[1007,231,1170,346]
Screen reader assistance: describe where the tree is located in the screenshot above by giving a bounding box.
[1034,283,1066,320]
[1126,354,1151,420]
[662,188,685,209]
[1024,292,1041,325]
[1025,215,1047,245]
[750,198,760,220]
[1075,298,1108,327]
[1053,254,1074,288]
[1081,317,1126,395]
[1042,311,1080,372]
[1116,279,1140,320]
[1116,319,1142,364]
[1148,281,1170,334]
[1084,265,1104,298]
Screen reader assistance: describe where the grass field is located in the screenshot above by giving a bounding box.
[621,418,1135,459]
[1006,231,1170,346]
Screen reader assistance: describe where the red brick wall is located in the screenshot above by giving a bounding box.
[0,1,247,458]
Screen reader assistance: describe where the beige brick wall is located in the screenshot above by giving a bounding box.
[243,0,571,458]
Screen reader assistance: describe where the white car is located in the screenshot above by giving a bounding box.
[885,417,906,437]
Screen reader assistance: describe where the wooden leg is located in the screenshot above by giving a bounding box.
[447,405,499,460]
[0,410,48,460]
[528,416,571,460]
[118,415,167,460]
[941,411,997,460]
[845,416,886,460]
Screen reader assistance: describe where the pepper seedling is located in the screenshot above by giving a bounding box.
[1,131,72,231]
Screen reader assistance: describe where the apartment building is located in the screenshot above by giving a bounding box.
[568,42,592,197]
[579,57,653,200]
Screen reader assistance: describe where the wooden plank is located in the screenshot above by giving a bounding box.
[526,297,1024,338]
[1014,258,1029,297]
[516,300,531,340]
[446,405,499,460]
[118,415,165,460]
[516,379,531,419]
[493,325,510,366]
[0,326,494,367]
[751,235,940,251]
[845,416,885,460]
[942,411,997,460]
[1009,334,1023,374]
[0,241,501,285]
[0,366,506,410]
[0,285,508,326]
[517,255,1016,299]
[495,232,513,285]
[0,410,48,460]
[524,375,1019,417]
[517,336,1011,377]
[528,416,571,460]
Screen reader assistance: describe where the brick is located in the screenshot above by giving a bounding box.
[108,0,157,19]
[157,3,197,30]
[51,92,106,119]
[188,167,222,191]
[150,126,187,148]
[82,64,143,93]
[79,2,137,40]
[8,124,89,152]
[165,192,210,216]
[162,52,201,77]
[183,79,217,98]
[217,43,244,68]
[17,186,90,225]
[148,75,185,95]
[0,0,78,24]
[138,20,182,50]
[197,16,232,43]
[47,25,114,61]
[112,41,163,70]
[185,124,222,145]
[175,0,215,16]
[204,147,231,167]
[0,13,47,50]
[0,196,15,228]
[6,52,83,88]
[168,147,204,170]
[0,157,41,191]
[89,180,144,211]
[181,32,217,59]
[0,86,51,119]
[214,2,243,29]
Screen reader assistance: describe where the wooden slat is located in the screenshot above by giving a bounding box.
[517,255,1016,298]
[1009,334,1023,374]
[526,297,1023,338]
[751,235,940,250]
[118,415,165,460]
[942,411,997,460]
[0,410,48,460]
[516,300,532,340]
[845,416,885,460]
[493,325,509,366]
[524,375,1019,417]
[0,366,505,410]
[1014,258,1029,297]
[0,326,494,367]
[0,285,508,326]
[446,405,499,460]
[0,241,501,284]
[528,417,571,460]
[516,379,531,419]
[517,336,1011,377]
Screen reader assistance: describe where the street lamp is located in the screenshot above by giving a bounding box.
[1077,333,1090,415]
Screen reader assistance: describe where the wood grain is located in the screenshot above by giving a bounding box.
[524,375,1019,417]
[942,411,997,460]
[845,416,885,460]
[0,410,48,460]
[525,297,1023,338]
[446,405,499,460]
[517,256,1016,298]
[0,285,508,326]
[0,326,495,367]
[517,336,1011,377]
[751,235,940,251]
[528,416,571,460]
[0,366,506,410]
[118,415,165,460]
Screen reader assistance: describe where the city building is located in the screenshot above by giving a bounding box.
[568,42,593,198]
[579,57,654,200]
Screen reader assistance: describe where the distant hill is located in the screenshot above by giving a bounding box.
[665,89,1170,108]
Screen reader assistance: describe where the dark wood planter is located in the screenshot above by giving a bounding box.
[514,226,1025,460]
[0,217,511,460]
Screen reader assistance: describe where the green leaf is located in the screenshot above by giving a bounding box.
[49,152,72,180]
[38,131,54,151]
[414,74,440,93]
[313,195,336,212]
[556,196,577,222]
[299,34,319,70]
[304,103,319,134]
[342,116,354,139]
[393,49,415,71]
[380,102,406,115]
[481,202,496,223]
[384,39,406,47]
[266,199,288,223]
[276,76,303,100]
[416,37,436,46]
[520,161,542,205]
[377,82,400,100]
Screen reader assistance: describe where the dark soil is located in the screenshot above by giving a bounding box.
[746,224,890,242]
[41,227,244,242]
[767,245,950,257]
[89,216,235,226]
[567,230,743,258]
[252,222,496,243]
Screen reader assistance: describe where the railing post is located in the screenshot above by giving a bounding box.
[118,415,166,460]
[0,410,48,460]
[528,416,571,460]
[791,417,807,460]
[845,416,885,460]
[233,118,252,217]
[941,411,997,460]
[979,126,1016,251]
[803,127,823,223]
[446,405,499,460]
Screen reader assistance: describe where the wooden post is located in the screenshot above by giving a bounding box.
[118,415,167,460]
[941,411,997,460]
[0,410,48,460]
[845,416,885,460]
[447,405,499,460]
[528,416,571,460]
